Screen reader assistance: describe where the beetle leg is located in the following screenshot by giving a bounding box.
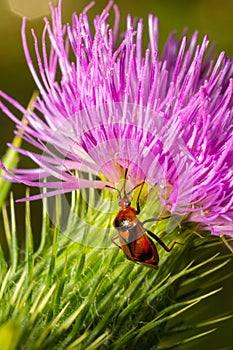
[142,216,171,225]
[111,235,122,249]
[135,178,146,214]
[135,260,159,270]
[146,230,182,252]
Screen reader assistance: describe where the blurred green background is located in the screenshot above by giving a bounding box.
[0,1,232,349]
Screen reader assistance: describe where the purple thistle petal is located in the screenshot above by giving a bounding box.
[0,0,232,237]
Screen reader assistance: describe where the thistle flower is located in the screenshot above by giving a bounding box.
[0,0,232,240]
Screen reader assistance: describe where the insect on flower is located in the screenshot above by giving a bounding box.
[107,169,180,269]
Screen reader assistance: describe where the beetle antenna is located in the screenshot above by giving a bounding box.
[127,176,146,197]
[123,168,129,198]
[105,185,121,199]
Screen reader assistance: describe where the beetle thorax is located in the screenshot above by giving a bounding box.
[113,206,137,231]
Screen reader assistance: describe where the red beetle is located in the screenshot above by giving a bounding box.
[107,168,179,269]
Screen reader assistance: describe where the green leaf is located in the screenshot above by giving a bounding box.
[0,91,38,211]
[0,320,21,350]
[0,186,232,350]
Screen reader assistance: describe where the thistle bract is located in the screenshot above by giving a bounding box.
[0,0,232,239]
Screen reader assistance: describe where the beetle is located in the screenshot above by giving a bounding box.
[106,168,178,269]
